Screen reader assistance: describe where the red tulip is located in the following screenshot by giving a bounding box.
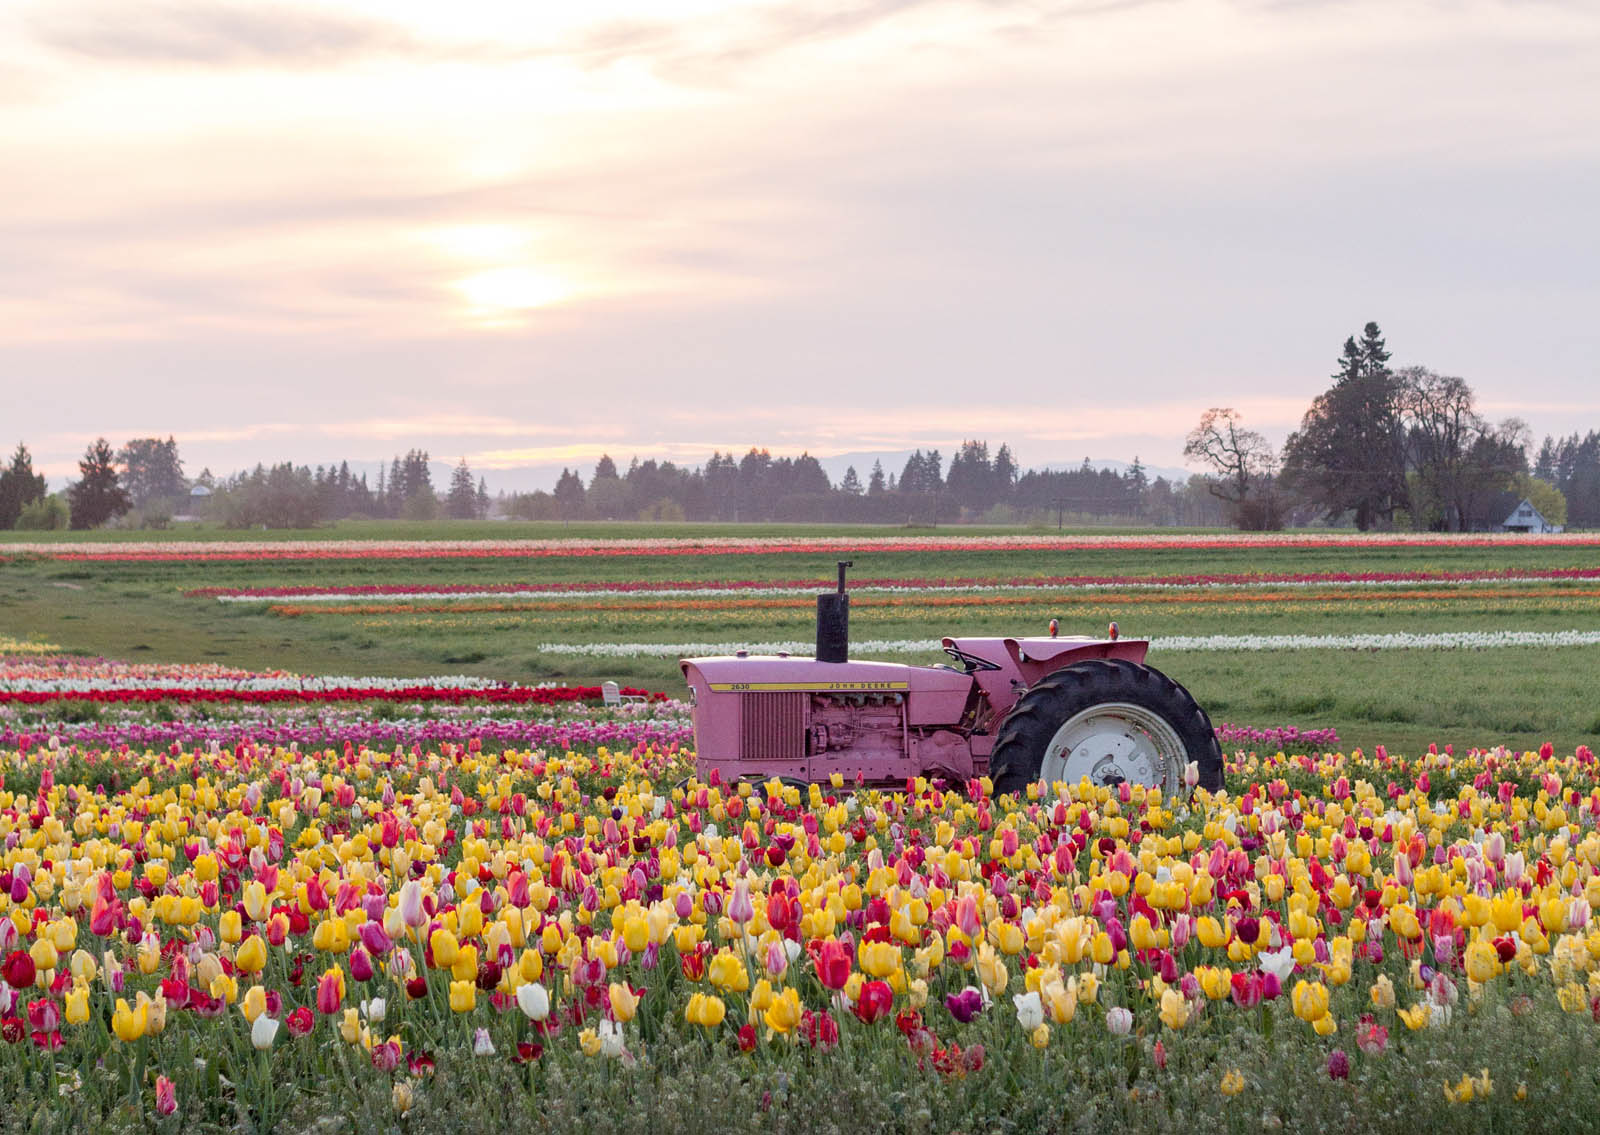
[315,971,343,1015]
[815,940,851,991]
[854,980,893,1025]
[285,1006,314,1037]
[801,1009,839,1049]
[2,952,35,990]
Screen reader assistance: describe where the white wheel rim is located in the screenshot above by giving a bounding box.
[1037,701,1185,794]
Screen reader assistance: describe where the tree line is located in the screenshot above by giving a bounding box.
[1184,323,1586,531]
[506,447,1222,526]
[4,326,1593,531]
[0,441,492,531]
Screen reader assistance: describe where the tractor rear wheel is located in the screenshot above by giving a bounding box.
[989,659,1222,798]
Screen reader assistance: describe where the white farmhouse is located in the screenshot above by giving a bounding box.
[1500,498,1562,534]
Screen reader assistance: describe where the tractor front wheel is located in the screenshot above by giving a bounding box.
[989,659,1222,799]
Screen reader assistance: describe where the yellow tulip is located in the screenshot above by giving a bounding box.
[240,985,268,1024]
[609,982,640,1023]
[243,881,269,922]
[1129,915,1162,952]
[1291,980,1330,1024]
[976,944,1008,997]
[1398,1002,1432,1030]
[1159,988,1191,1029]
[990,921,1026,955]
[1464,939,1500,984]
[622,916,649,954]
[112,998,148,1043]
[1196,966,1231,1001]
[708,950,750,993]
[859,940,901,979]
[1370,975,1396,1011]
[29,938,59,975]
[431,928,461,969]
[235,934,268,976]
[64,986,90,1026]
[764,987,801,1034]
[450,944,479,984]
[449,980,476,1013]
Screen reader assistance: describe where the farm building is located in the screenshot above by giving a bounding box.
[1500,497,1562,534]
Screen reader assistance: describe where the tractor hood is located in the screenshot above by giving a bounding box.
[680,654,971,697]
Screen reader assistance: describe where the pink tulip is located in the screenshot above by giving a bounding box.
[728,880,754,926]
[765,941,788,979]
[399,881,425,928]
[359,921,392,956]
[155,1076,177,1116]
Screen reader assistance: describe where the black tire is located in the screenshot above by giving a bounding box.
[989,659,1222,798]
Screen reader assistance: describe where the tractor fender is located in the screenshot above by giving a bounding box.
[943,635,1150,721]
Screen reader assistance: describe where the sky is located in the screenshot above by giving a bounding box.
[2,0,1597,492]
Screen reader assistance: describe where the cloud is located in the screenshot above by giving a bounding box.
[30,2,416,67]
[25,0,1159,83]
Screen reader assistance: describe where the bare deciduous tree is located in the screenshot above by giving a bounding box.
[1184,408,1280,528]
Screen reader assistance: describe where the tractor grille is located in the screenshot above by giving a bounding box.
[738,693,806,761]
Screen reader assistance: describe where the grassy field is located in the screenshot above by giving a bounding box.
[3,520,1598,756]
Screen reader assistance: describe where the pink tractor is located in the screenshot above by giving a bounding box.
[680,563,1222,796]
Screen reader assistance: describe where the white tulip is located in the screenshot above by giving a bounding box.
[251,1014,280,1051]
[1013,991,1044,1032]
[1258,946,1295,981]
[598,1019,625,1058]
[516,982,550,1022]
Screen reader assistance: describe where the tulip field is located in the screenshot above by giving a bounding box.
[2,525,1600,1132]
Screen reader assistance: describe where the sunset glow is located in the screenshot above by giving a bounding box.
[1,0,1595,487]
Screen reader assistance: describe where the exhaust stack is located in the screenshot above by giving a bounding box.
[815,560,852,663]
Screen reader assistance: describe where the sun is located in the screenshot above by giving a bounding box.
[452,267,573,315]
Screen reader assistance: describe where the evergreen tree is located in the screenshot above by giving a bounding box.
[1280,322,1407,529]
[0,443,48,529]
[704,452,738,520]
[867,460,886,495]
[67,438,131,529]
[992,445,1017,498]
[553,468,586,518]
[476,477,490,519]
[839,466,863,495]
[899,451,927,494]
[946,440,993,510]
[446,459,479,519]
[588,454,630,518]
